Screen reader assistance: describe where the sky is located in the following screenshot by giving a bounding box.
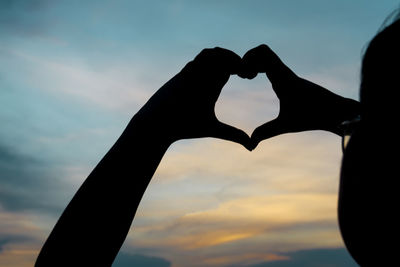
[0,0,399,266]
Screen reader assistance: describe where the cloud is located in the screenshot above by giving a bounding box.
[0,240,6,253]
[0,203,173,267]
[0,2,393,267]
[153,132,341,190]
[228,248,357,267]
[0,58,346,266]
[113,252,171,267]
[130,193,341,249]
[1,47,160,115]
[0,0,53,38]
[0,204,173,267]
[0,207,44,267]
[0,143,77,214]
[120,134,344,266]
[0,144,49,211]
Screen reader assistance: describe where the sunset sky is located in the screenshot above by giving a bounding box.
[1,1,398,266]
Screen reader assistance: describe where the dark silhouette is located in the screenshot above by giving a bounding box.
[240,11,399,267]
[35,47,252,266]
[238,44,360,141]
[35,10,399,267]
[338,14,400,266]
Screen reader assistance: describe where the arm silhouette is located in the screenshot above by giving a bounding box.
[35,47,251,267]
[239,45,360,148]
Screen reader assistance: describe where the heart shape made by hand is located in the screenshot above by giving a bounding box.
[135,45,360,152]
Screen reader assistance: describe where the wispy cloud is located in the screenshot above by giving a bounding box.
[0,143,65,213]
[1,48,156,113]
[1,1,394,266]
[0,206,44,267]
[0,0,53,38]
[227,248,357,267]
[120,134,344,266]
[113,252,171,267]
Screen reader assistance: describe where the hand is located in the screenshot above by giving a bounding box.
[239,45,360,149]
[133,47,252,150]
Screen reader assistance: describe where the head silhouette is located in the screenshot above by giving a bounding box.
[360,11,400,122]
[339,9,400,266]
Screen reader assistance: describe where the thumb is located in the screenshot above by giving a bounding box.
[211,121,252,151]
[251,118,286,149]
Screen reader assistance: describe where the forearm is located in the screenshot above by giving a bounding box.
[35,115,172,266]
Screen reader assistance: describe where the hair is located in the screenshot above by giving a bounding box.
[378,7,400,32]
[360,8,400,123]
[339,9,400,266]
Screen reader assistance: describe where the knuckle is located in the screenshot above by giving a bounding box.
[198,48,213,57]
[256,44,272,56]
[194,48,216,64]
[258,44,269,49]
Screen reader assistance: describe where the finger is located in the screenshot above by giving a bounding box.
[240,44,296,84]
[210,121,253,151]
[239,45,269,79]
[251,118,286,149]
[193,47,243,76]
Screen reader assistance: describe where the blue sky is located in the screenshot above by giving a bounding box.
[1,0,399,266]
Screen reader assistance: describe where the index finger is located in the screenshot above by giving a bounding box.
[193,47,243,76]
[240,44,297,83]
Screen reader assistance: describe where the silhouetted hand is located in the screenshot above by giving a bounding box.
[239,45,360,149]
[133,47,252,150]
